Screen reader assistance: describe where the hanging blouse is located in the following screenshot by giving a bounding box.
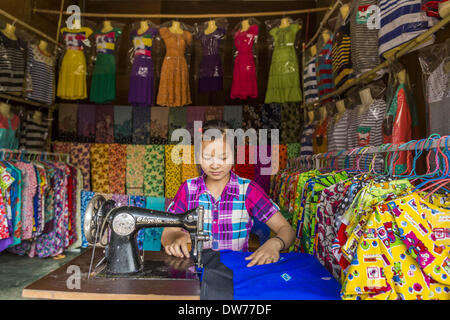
[25,44,55,105]
[0,31,26,92]
[0,113,20,149]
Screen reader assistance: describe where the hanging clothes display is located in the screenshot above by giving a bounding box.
[331,15,353,89]
[25,43,55,105]
[196,27,226,93]
[265,23,302,103]
[128,26,158,106]
[57,26,93,100]
[90,27,122,104]
[300,121,317,156]
[157,27,193,107]
[316,34,335,101]
[303,56,319,104]
[0,31,26,92]
[230,23,258,100]
[19,113,50,152]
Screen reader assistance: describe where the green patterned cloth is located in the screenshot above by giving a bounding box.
[287,143,301,159]
[143,145,165,197]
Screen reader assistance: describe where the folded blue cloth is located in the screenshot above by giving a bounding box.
[219,250,341,300]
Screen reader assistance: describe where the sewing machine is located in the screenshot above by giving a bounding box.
[83,195,210,279]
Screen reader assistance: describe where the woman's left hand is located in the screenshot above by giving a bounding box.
[245,238,282,267]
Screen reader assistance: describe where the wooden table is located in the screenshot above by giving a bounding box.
[22,249,200,300]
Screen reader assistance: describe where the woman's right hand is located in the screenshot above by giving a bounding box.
[164,233,191,258]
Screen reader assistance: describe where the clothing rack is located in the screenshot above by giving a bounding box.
[0,93,56,110]
[33,6,329,19]
[287,135,450,168]
[0,148,70,163]
[302,13,450,110]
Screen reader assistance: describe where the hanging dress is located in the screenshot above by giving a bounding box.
[128,27,158,106]
[90,27,122,104]
[230,24,258,100]
[57,27,93,100]
[157,27,192,107]
[265,23,302,103]
[0,31,26,93]
[197,27,225,93]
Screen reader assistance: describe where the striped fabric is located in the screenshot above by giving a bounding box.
[350,0,381,75]
[316,36,335,101]
[303,57,319,104]
[379,0,436,58]
[0,32,26,92]
[300,122,316,156]
[356,100,386,148]
[331,17,354,89]
[167,171,279,252]
[19,114,50,151]
[25,44,55,105]
[332,110,351,151]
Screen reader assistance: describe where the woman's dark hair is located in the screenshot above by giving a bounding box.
[201,120,232,140]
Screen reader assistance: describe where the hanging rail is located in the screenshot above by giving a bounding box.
[32,7,329,19]
[302,13,450,110]
[305,0,342,49]
[0,148,70,162]
[0,93,56,110]
[0,8,63,47]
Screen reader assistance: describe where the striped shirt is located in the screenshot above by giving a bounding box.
[350,0,381,75]
[332,16,354,89]
[19,114,50,151]
[303,57,319,104]
[167,171,280,251]
[0,32,26,92]
[331,109,351,151]
[316,36,335,101]
[379,0,437,58]
[25,44,55,105]
[300,122,317,156]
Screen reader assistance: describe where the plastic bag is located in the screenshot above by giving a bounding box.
[127,20,160,107]
[89,20,125,104]
[24,35,60,105]
[56,17,96,100]
[193,18,228,95]
[230,17,260,100]
[0,19,32,94]
[156,20,194,107]
[264,17,302,104]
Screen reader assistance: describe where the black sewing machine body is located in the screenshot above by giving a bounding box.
[84,195,209,278]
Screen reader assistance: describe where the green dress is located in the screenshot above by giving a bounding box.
[265,23,302,103]
[90,27,122,103]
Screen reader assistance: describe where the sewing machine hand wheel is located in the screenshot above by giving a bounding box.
[84,195,113,246]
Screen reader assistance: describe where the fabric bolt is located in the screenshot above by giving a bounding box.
[143,197,165,251]
[0,113,20,149]
[379,0,436,59]
[128,27,158,106]
[80,191,95,248]
[108,144,127,194]
[25,44,55,105]
[181,145,199,183]
[303,57,319,104]
[203,106,224,123]
[168,107,187,143]
[265,23,302,103]
[219,250,341,300]
[150,106,169,144]
[126,145,146,195]
[279,145,287,171]
[77,104,96,142]
[350,0,381,75]
[196,27,225,93]
[157,27,192,107]
[132,105,151,145]
[242,104,262,131]
[58,104,78,141]
[165,144,183,198]
[231,24,258,100]
[332,16,354,89]
[300,122,317,156]
[90,144,110,193]
[261,103,280,131]
[129,195,146,250]
[223,105,243,131]
[19,114,50,152]
[167,171,279,251]
[90,28,122,104]
[186,106,205,138]
[113,105,132,144]
[95,104,114,143]
[70,143,91,190]
[316,36,335,101]
[143,145,165,197]
[0,32,26,92]
[57,27,93,99]
[281,103,301,144]
[287,143,301,159]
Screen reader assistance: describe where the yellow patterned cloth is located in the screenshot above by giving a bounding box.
[342,192,450,300]
[126,145,146,195]
[165,144,182,198]
[108,144,127,194]
[181,145,199,183]
[143,145,165,197]
[90,143,110,193]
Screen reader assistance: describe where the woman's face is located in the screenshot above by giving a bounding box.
[200,135,233,181]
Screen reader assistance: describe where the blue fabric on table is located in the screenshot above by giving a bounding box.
[143,197,165,251]
[218,250,341,300]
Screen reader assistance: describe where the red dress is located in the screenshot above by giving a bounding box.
[231,24,258,100]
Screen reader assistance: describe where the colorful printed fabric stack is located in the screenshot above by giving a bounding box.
[113,105,132,144]
[143,145,165,197]
[108,144,127,194]
[70,143,91,191]
[181,145,199,183]
[126,145,146,196]
[132,106,150,145]
[281,103,301,144]
[90,144,110,193]
[287,143,301,159]
[165,145,183,198]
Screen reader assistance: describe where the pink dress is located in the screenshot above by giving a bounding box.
[231,24,258,100]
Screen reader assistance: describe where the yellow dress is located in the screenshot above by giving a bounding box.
[57,27,93,100]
